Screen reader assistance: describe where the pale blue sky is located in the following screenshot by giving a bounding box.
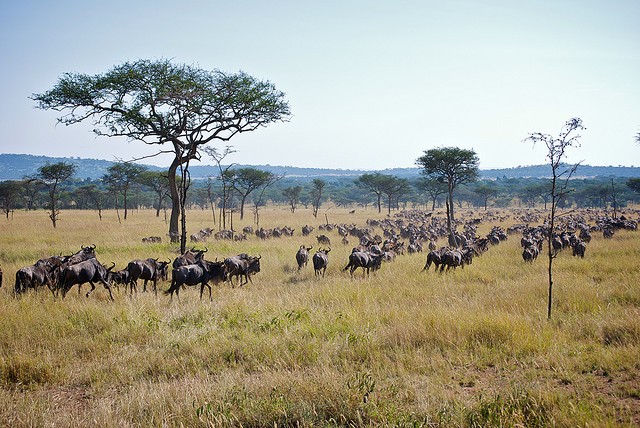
[1,0,638,170]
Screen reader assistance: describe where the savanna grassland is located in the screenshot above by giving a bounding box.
[0,206,639,427]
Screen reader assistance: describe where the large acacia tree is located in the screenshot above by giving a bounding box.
[416,147,479,242]
[32,59,290,251]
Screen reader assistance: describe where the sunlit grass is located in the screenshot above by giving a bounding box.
[0,207,638,426]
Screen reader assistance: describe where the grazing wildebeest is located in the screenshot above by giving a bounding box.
[302,225,314,236]
[224,254,262,287]
[173,247,208,269]
[14,262,53,295]
[312,248,331,277]
[126,258,170,295]
[422,247,447,272]
[344,251,383,277]
[295,245,313,270]
[165,260,226,301]
[58,259,115,300]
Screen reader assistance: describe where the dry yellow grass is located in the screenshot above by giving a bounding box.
[0,207,639,427]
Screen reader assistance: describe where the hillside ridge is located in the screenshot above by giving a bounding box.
[0,153,638,181]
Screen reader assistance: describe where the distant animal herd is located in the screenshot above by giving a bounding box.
[2,209,637,301]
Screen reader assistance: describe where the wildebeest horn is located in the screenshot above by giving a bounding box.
[203,247,209,253]
[90,244,96,249]
[256,255,262,260]
[106,262,116,271]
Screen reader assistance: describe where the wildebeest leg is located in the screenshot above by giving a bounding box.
[100,280,114,301]
[85,282,96,298]
[199,282,212,301]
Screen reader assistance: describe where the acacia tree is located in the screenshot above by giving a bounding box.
[136,170,170,217]
[474,183,498,210]
[524,117,584,320]
[102,162,146,220]
[354,173,388,213]
[0,180,23,219]
[282,185,302,213]
[35,162,77,227]
[32,59,290,252]
[230,167,275,220]
[416,147,479,243]
[380,175,410,214]
[310,179,326,218]
[415,177,448,211]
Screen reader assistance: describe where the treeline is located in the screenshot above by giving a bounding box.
[1,163,639,221]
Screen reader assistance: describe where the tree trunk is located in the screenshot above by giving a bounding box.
[168,158,180,243]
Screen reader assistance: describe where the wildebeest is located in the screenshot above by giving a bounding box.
[58,259,115,300]
[522,246,539,263]
[126,258,170,295]
[66,244,96,265]
[422,247,447,272]
[165,260,226,301]
[173,247,208,269]
[302,225,314,236]
[224,254,262,287]
[312,248,331,277]
[15,261,53,295]
[344,251,383,277]
[572,240,587,258]
[316,235,331,246]
[295,245,313,270]
[190,228,213,242]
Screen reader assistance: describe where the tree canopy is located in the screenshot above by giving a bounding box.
[32,59,290,249]
[416,147,479,238]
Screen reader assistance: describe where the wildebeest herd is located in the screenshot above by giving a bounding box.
[4,208,637,301]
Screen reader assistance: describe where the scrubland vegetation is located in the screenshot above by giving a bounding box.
[0,207,638,427]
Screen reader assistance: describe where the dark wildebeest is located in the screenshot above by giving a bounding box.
[58,259,115,300]
[302,225,314,236]
[224,254,262,287]
[422,247,447,272]
[165,260,226,301]
[317,235,331,246]
[312,248,331,277]
[142,236,162,243]
[190,228,213,243]
[126,258,170,295]
[14,261,53,295]
[295,245,313,270]
[522,246,539,263]
[440,249,466,272]
[173,247,208,269]
[66,244,97,265]
[344,251,383,278]
[572,240,587,258]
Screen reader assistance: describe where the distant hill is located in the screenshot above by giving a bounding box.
[0,153,638,181]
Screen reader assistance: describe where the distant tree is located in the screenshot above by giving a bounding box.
[416,147,479,244]
[21,177,41,210]
[136,170,170,217]
[251,173,282,227]
[380,176,410,214]
[102,163,147,220]
[205,146,236,231]
[474,183,498,210]
[230,167,275,220]
[0,180,23,219]
[35,162,77,227]
[282,185,302,213]
[32,59,290,252]
[414,177,448,211]
[310,179,326,219]
[354,173,388,213]
[524,117,585,320]
[627,178,640,194]
[73,185,107,220]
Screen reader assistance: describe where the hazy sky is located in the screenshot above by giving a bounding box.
[1,0,638,171]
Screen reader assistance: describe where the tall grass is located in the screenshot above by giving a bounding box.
[0,207,638,426]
